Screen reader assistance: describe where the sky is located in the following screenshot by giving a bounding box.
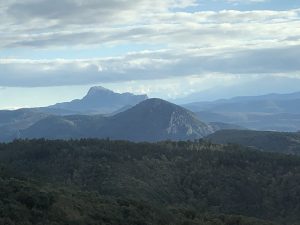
[1,0,300,109]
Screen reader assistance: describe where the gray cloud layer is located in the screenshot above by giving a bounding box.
[1,45,299,87]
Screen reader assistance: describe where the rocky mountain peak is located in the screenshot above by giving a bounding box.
[85,86,114,98]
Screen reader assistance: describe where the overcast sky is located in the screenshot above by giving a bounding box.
[1,0,300,108]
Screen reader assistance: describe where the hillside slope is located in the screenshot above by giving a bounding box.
[207,130,300,155]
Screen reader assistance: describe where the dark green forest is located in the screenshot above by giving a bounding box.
[0,139,300,225]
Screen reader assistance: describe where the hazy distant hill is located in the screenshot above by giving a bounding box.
[0,109,48,141]
[185,91,300,113]
[47,86,148,115]
[21,99,214,141]
[21,114,106,140]
[184,91,300,132]
[207,129,300,155]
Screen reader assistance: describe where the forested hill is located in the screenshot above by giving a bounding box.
[0,139,300,225]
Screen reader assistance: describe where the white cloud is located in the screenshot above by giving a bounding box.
[0,0,299,50]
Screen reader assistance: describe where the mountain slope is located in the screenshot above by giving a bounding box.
[21,99,213,141]
[0,109,48,142]
[21,115,107,139]
[98,98,214,141]
[48,86,148,114]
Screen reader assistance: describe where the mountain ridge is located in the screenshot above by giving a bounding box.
[21,98,214,141]
[2,88,300,142]
[183,91,300,132]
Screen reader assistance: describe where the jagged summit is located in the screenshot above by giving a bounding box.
[86,86,113,96]
[83,86,118,100]
[84,86,148,100]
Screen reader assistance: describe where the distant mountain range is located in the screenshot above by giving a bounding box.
[1,87,300,142]
[21,99,214,142]
[174,76,300,103]
[184,91,300,132]
[185,91,300,113]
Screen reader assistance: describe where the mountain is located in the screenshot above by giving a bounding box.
[0,86,148,141]
[21,99,214,141]
[47,86,148,115]
[207,129,300,155]
[98,98,214,141]
[184,91,300,132]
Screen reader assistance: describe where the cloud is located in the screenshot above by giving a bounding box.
[0,0,299,91]
[4,0,196,26]
[0,0,299,50]
[1,45,300,87]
